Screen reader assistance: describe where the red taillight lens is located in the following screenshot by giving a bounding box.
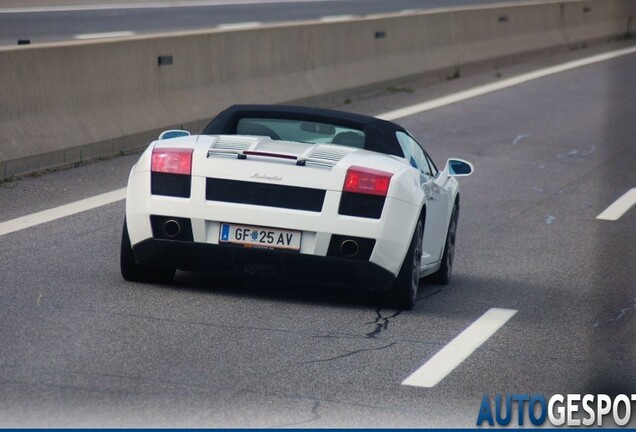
[151,148,193,175]
[343,166,392,196]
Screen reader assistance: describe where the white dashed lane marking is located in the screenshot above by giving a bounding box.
[596,188,636,221]
[402,308,517,388]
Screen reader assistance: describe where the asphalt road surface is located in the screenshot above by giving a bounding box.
[1,0,533,46]
[0,42,635,427]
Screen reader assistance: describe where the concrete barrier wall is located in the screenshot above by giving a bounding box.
[1,0,634,179]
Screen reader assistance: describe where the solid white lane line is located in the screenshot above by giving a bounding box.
[0,188,126,237]
[596,188,636,221]
[377,45,636,121]
[402,308,517,388]
[74,31,136,39]
[217,22,261,30]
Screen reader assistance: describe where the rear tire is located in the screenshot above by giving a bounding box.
[427,202,458,285]
[389,219,423,310]
[120,219,175,284]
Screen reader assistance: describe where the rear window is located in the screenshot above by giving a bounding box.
[237,118,365,149]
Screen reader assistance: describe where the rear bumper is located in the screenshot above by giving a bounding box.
[133,239,394,291]
[125,164,422,276]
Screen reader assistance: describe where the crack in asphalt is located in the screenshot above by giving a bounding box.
[12,301,449,345]
[280,393,428,422]
[416,287,443,303]
[294,342,398,366]
[593,297,636,328]
[27,302,366,340]
[270,400,322,428]
[364,307,401,338]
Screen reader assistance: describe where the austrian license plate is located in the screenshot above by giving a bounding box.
[219,223,301,251]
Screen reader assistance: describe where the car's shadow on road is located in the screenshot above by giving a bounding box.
[171,270,382,308]
[163,269,449,312]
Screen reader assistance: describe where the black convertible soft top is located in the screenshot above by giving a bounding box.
[201,104,407,157]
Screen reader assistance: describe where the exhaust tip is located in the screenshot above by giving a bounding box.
[163,219,182,238]
[340,239,360,258]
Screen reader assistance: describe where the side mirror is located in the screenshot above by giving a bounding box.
[159,130,190,140]
[444,158,473,177]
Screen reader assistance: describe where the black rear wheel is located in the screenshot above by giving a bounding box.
[120,219,175,284]
[388,219,423,310]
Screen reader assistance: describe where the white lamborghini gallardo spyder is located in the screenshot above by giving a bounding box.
[121,105,472,309]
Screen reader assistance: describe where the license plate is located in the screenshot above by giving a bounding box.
[219,223,301,251]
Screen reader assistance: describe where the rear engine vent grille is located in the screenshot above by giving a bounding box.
[206,178,325,212]
[151,172,191,198]
[211,136,257,151]
[308,145,355,162]
[338,192,385,219]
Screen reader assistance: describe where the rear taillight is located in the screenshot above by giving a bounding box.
[343,166,392,196]
[151,148,193,175]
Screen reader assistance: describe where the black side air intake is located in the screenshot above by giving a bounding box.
[151,172,191,198]
[338,192,385,219]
